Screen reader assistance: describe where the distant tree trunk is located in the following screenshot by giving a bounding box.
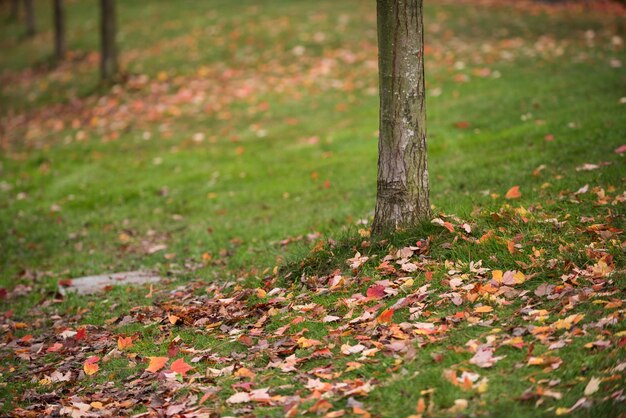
[372,0,430,235]
[10,0,19,20]
[53,0,66,59]
[24,0,35,37]
[100,0,118,80]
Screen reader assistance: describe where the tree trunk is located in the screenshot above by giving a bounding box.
[10,0,19,20]
[53,0,66,59]
[100,0,117,81]
[372,0,430,235]
[24,0,35,37]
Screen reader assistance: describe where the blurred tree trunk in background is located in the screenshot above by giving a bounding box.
[10,0,19,20]
[53,0,66,59]
[100,0,117,80]
[24,0,35,36]
[372,0,430,235]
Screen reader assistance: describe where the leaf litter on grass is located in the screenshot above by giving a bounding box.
[1,174,624,416]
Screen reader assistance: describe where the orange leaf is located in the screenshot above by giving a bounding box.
[474,306,493,313]
[377,308,394,324]
[169,358,193,376]
[84,356,100,376]
[416,398,426,413]
[507,240,516,254]
[234,367,255,378]
[117,336,133,350]
[505,186,521,199]
[146,356,169,373]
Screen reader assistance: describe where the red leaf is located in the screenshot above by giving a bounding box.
[75,327,87,341]
[615,144,626,154]
[366,285,386,299]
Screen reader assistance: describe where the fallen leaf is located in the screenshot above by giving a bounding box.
[615,144,626,154]
[83,356,100,376]
[117,336,133,350]
[366,285,386,299]
[505,186,521,199]
[146,356,169,373]
[377,308,394,324]
[583,377,601,396]
[227,392,251,404]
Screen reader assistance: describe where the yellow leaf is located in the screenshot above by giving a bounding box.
[513,271,526,284]
[84,356,100,376]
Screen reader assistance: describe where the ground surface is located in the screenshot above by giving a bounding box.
[0,0,625,416]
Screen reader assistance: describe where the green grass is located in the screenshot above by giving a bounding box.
[1,0,625,416]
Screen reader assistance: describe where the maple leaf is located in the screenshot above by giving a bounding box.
[169,358,193,376]
[83,356,100,376]
[347,252,369,269]
[234,367,255,378]
[46,342,63,352]
[505,186,521,199]
[297,337,323,348]
[469,347,505,368]
[117,336,133,350]
[146,356,169,373]
[366,284,386,299]
[227,392,251,404]
[75,327,87,341]
[431,218,454,232]
[377,308,394,324]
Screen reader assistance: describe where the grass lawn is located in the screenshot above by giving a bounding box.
[1,0,625,416]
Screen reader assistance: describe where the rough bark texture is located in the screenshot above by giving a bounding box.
[100,0,118,81]
[24,0,35,37]
[53,0,66,59]
[372,0,430,235]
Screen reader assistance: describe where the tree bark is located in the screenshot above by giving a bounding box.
[10,0,19,20]
[24,0,35,37]
[100,0,118,81]
[53,0,66,59]
[372,0,430,235]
